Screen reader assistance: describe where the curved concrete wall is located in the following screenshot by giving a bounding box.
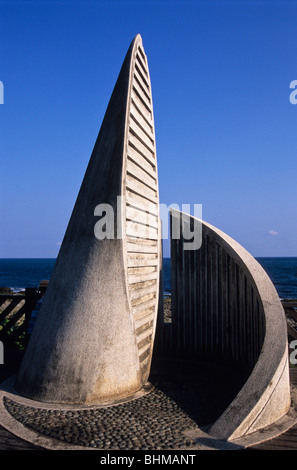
[203,219,291,439]
[156,210,291,440]
[15,35,161,405]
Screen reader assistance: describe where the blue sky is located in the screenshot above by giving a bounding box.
[0,0,296,258]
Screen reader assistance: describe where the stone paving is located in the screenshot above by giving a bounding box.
[0,359,248,450]
[3,389,197,450]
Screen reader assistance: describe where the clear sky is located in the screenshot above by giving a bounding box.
[0,0,296,258]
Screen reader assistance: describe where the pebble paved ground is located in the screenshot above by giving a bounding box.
[3,389,197,450]
[1,358,247,450]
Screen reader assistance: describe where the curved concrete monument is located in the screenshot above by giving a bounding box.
[156,209,291,441]
[15,35,161,404]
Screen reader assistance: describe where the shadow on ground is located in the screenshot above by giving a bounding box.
[149,356,248,428]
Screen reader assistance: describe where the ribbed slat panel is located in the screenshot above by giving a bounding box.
[130,100,153,133]
[134,309,155,330]
[126,193,158,217]
[131,91,151,120]
[128,271,158,285]
[133,74,151,105]
[127,243,158,255]
[134,63,150,91]
[126,155,156,188]
[128,256,158,268]
[127,149,156,179]
[129,282,157,300]
[126,206,158,229]
[129,119,154,154]
[126,175,157,203]
[124,41,159,378]
[126,221,158,240]
[128,134,155,166]
[162,211,265,371]
[135,52,148,76]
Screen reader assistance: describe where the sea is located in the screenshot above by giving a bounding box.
[0,257,297,300]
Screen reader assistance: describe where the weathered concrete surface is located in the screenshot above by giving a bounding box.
[161,210,291,441]
[202,219,291,440]
[15,34,161,404]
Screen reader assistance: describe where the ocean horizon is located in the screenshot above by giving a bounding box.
[0,257,296,300]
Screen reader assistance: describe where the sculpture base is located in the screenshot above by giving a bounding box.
[0,360,296,450]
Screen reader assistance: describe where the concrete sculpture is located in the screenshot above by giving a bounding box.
[12,35,294,448]
[155,209,291,441]
[15,34,161,404]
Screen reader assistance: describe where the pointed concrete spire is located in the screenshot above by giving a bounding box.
[15,35,161,404]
